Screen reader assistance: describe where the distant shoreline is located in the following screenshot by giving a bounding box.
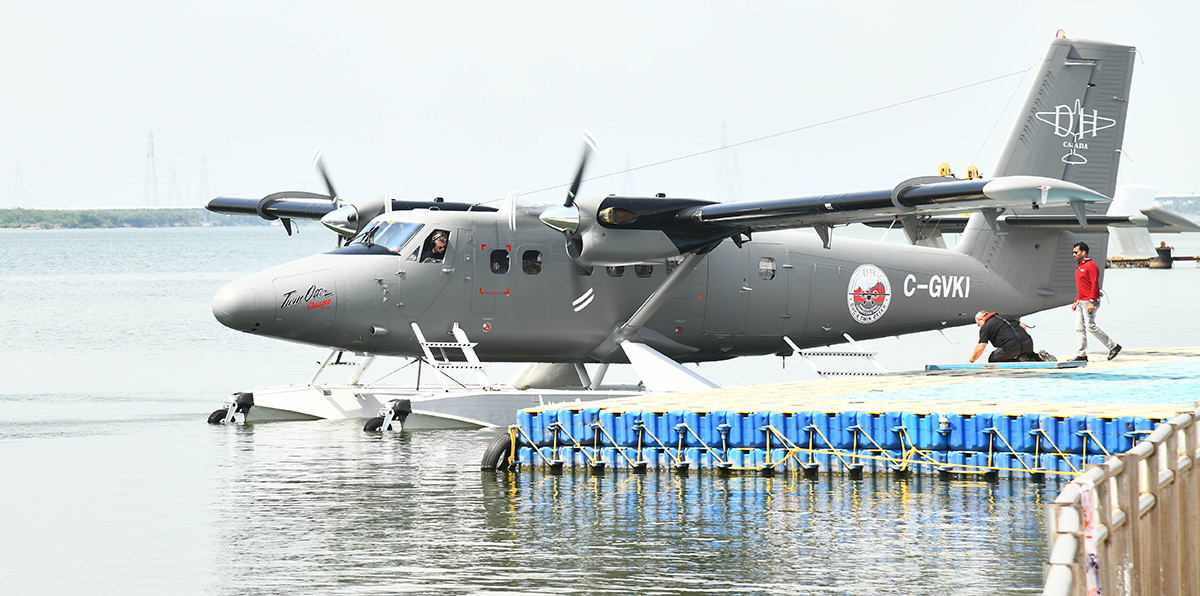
[0,207,269,229]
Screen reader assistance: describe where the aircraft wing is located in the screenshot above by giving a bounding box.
[206,192,499,238]
[676,175,1109,232]
[207,192,337,220]
[553,174,1115,262]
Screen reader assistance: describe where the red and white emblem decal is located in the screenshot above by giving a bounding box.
[847,264,891,324]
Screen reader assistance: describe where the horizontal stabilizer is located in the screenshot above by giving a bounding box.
[1133,206,1200,233]
[619,341,719,393]
[867,208,1200,236]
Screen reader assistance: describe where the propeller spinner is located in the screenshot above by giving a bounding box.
[539,132,598,237]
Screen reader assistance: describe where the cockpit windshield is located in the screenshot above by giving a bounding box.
[350,221,423,253]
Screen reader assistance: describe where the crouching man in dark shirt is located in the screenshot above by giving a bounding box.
[969,310,1051,363]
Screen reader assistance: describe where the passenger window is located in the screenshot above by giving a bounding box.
[759,257,777,280]
[490,250,510,274]
[606,266,625,277]
[522,250,543,275]
[634,264,653,278]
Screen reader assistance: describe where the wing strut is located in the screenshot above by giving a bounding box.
[589,251,708,362]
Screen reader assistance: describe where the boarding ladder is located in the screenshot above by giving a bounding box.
[784,333,887,377]
[411,322,493,391]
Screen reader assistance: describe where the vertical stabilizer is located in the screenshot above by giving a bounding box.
[993,38,1136,200]
[957,38,1134,313]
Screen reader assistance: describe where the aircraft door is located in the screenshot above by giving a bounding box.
[702,241,748,335]
[454,227,474,309]
[742,244,789,336]
[394,227,455,318]
[804,262,845,339]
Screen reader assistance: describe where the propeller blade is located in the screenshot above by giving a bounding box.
[313,150,339,208]
[565,131,598,208]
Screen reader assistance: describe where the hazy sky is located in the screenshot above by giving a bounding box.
[2,1,1197,209]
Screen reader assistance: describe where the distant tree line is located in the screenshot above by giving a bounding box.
[0,208,270,229]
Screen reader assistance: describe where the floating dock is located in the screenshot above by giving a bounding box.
[504,348,1200,479]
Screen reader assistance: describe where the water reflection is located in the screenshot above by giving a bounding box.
[212,424,1056,595]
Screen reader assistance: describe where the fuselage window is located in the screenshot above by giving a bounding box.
[490,250,510,274]
[606,266,625,277]
[634,264,653,278]
[759,257,777,280]
[522,250,543,275]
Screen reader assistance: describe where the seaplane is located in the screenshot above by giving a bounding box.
[204,37,1189,432]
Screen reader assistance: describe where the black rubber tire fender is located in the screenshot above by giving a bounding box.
[480,432,513,471]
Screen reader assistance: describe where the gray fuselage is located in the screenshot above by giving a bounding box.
[213,206,1089,363]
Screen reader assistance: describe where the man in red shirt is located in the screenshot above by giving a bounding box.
[1071,242,1121,361]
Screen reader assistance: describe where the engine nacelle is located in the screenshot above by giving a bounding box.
[545,194,724,266]
[570,227,683,266]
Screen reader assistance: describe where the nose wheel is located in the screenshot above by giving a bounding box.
[364,399,412,432]
[206,392,254,425]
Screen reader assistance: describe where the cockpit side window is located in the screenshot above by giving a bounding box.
[417,229,451,263]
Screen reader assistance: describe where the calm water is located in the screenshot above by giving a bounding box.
[2,224,1198,595]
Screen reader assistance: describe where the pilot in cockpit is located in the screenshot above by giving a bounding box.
[421,231,448,263]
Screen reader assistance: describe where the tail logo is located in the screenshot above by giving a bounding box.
[1036,99,1116,165]
[847,264,891,324]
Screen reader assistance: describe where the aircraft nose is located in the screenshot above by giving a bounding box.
[212,280,267,333]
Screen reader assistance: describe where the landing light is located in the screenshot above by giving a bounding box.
[598,207,638,226]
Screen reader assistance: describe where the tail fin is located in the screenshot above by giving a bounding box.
[993,38,1136,200]
[957,38,1135,313]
